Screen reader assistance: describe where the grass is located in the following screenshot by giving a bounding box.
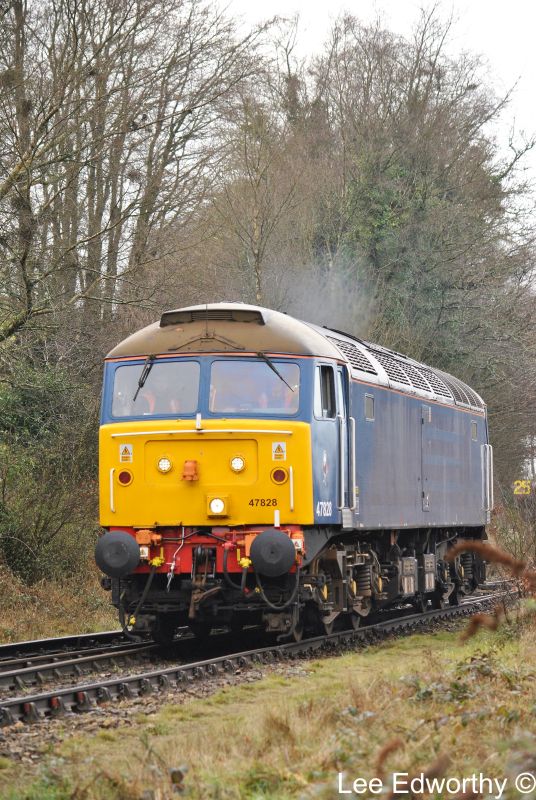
[2,612,535,799]
[0,563,116,642]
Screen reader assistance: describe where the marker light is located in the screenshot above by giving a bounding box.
[157,457,172,473]
[271,468,288,484]
[230,456,245,473]
[209,497,225,515]
[118,470,133,485]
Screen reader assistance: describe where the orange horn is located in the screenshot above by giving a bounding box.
[182,460,199,481]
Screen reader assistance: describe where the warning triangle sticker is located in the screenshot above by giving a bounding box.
[119,443,133,462]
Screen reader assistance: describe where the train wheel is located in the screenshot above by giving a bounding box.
[448,587,460,606]
[413,595,428,614]
[189,620,212,639]
[151,615,177,646]
[288,604,304,642]
[291,620,304,642]
[350,612,361,630]
[431,590,447,609]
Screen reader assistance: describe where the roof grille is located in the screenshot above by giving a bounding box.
[419,366,454,400]
[398,362,432,393]
[435,371,484,409]
[435,371,471,406]
[460,384,483,408]
[327,337,378,375]
[369,350,411,385]
[418,368,454,399]
[160,308,265,327]
[325,329,484,409]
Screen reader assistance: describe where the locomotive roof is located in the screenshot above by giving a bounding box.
[106,302,485,411]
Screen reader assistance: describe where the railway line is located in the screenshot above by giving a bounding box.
[0,641,158,692]
[0,630,193,688]
[0,628,254,694]
[0,587,515,726]
[0,630,127,663]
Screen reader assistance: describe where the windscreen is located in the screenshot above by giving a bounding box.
[210,360,300,414]
[112,360,200,417]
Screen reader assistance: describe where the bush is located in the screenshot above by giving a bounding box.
[491,491,536,570]
[0,363,99,583]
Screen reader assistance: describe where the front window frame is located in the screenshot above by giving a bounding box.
[109,358,201,420]
[102,355,306,424]
[207,357,301,418]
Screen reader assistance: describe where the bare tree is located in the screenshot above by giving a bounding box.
[0,0,262,342]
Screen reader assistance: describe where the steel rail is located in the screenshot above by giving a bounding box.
[0,592,515,726]
[0,640,155,674]
[0,626,192,665]
[0,643,158,692]
[0,631,125,663]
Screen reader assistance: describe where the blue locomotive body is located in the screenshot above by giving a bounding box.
[311,377,489,530]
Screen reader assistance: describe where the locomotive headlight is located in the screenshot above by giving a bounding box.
[230,456,245,473]
[157,457,172,473]
[209,497,225,515]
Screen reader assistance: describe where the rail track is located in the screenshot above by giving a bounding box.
[0,630,127,663]
[0,628,255,693]
[0,641,159,691]
[0,588,515,726]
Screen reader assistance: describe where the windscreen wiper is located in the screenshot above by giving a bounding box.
[256,352,294,392]
[132,354,156,402]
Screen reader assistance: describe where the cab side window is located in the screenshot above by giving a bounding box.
[314,365,336,419]
[336,371,346,419]
[365,394,375,421]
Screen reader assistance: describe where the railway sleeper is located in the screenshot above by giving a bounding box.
[49,696,69,717]
[74,691,95,713]
[22,702,42,723]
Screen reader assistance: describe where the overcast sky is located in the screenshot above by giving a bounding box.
[227,0,536,180]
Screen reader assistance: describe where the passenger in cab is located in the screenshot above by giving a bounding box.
[259,379,298,412]
[139,369,181,415]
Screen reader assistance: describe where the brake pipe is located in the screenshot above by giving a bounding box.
[119,566,157,640]
[223,545,243,591]
[254,567,301,611]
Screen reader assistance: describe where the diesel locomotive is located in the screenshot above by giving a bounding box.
[96,303,492,642]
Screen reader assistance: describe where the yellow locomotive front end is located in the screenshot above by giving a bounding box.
[99,417,313,530]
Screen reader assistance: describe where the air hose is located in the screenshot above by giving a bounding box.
[255,567,301,611]
[119,566,156,641]
[223,546,244,591]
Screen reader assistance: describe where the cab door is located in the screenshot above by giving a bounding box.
[336,366,350,509]
[312,363,353,525]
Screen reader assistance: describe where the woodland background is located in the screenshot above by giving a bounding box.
[0,0,535,587]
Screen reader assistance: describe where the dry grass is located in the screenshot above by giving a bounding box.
[3,619,536,799]
[446,540,536,641]
[447,540,536,590]
[0,562,116,642]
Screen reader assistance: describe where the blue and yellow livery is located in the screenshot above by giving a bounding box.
[96,304,491,642]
